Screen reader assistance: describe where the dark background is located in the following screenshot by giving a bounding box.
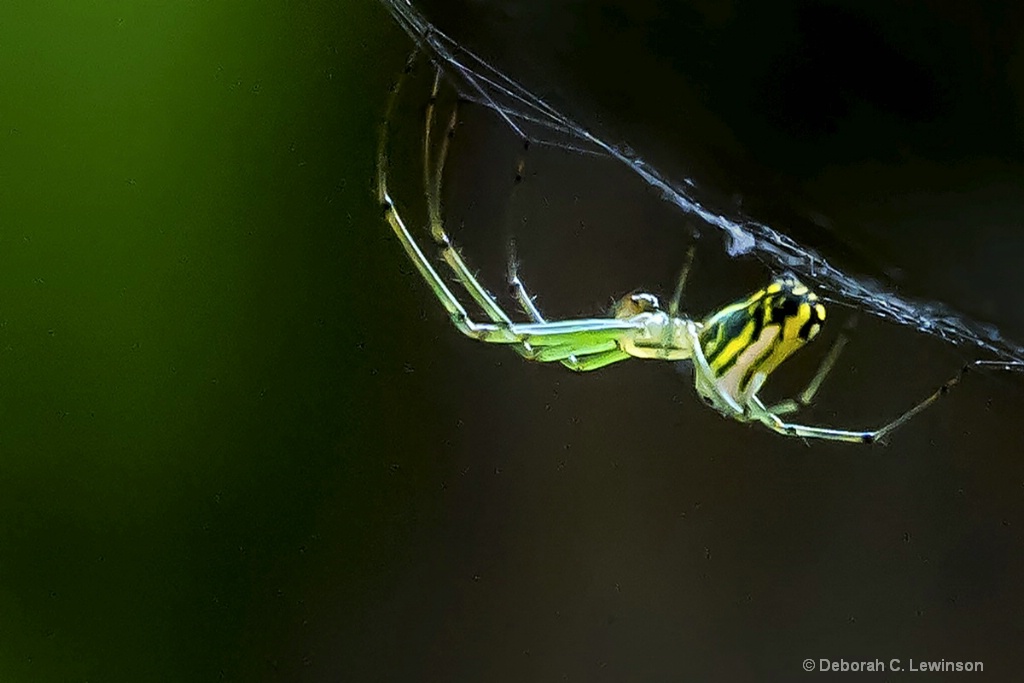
[1,0,1023,681]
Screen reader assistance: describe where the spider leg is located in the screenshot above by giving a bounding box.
[507,241,547,323]
[679,321,745,415]
[751,404,881,443]
[507,241,631,371]
[766,333,848,416]
[667,245,696,318]
[378,60,490,339]
[561,348,632,371]
[377,68,643,358]
[418,67,633,370]
[380,193,647,351]
[423,71,516,331]
[751,359,1024,443]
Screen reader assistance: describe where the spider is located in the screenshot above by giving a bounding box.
[376,63,1016,444]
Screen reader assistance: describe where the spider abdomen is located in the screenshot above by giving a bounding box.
[700,277,826,403]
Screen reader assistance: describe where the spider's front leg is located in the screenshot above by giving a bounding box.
[411,70,634,372]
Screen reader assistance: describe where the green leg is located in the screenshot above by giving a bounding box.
[507,247,634,372]
[565,348,632,372]
[766,334,848,416]
[753,359,1024,444]
[379,63,648,371]
[667,245,696,318]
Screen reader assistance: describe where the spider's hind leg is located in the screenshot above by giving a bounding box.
[858,358,1024,443]
[766,332,849,416]
[754,358,1024,444]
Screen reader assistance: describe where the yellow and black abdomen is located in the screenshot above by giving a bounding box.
[699,277,826,404]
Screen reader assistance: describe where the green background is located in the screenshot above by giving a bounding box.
[0,2,417,679]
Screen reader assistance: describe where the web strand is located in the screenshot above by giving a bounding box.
[380,0,1024,364]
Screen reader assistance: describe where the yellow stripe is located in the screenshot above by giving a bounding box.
[710,319,756,373]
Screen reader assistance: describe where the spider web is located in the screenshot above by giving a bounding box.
[380,0,1024,365]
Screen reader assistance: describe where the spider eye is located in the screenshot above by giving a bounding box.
[612,292,662,318]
